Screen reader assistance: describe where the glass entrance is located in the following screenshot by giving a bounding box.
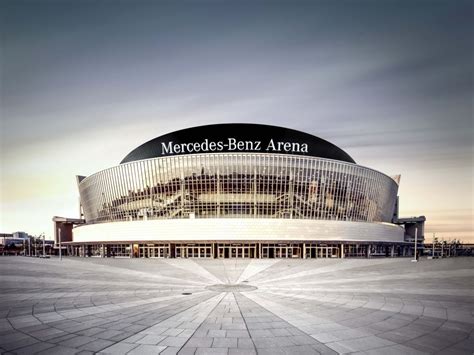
[304,244,339,258]
[217,244,257,258]
[261,244,301,258]
[175,244,213,258]
[139,244,170,258]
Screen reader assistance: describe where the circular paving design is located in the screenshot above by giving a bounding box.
[205,283,257,292]
[0,257,473,355]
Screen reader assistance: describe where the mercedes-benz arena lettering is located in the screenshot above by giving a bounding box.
[160,138,310,155]
[65,124,411,259]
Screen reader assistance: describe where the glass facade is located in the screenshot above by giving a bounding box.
[78,153,398,225]
[66,242,413,259]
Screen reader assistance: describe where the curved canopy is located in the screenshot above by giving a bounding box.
[120,123,355,164]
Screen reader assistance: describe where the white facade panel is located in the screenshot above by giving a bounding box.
[73,219,404,243]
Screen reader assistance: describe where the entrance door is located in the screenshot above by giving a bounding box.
[176,247,185,258]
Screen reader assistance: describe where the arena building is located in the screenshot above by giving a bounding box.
[54,124,423,259]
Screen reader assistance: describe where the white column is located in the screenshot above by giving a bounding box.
[413,227,418,262]
[340,244,344,259]
[58,228,62,261]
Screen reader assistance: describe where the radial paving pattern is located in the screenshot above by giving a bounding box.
[0,257,473,355]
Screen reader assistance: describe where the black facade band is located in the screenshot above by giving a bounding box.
[120,123,355,164]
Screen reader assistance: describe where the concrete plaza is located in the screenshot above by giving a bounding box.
[0,257,472,355]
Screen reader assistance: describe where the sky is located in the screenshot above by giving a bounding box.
[1,0,472,242]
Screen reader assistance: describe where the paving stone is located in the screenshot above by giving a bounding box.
[11,341,56,355]
[159,336,189,347]
[176,347,196,355]
[0,257,472,355]
[1,336,40,351]
[136,334,167,345]
[228,348,256,355]
[59,335,96,347]
[237,338,254,348]
[185,337,213,347]
[76,327,108,336]
[162,328,185,336]
[78,338,115,352]
[225,330,249,338]
[326,335,396,353]
[127,344,167,354]
[195,348,228,355]
[37,344,82,355]
[364,344,428,355]
[270,328,292,336]
[208,329,226,338]
[98,342,139,354]
[212,337,237,348]
[94,329,124,340]
[160,346,181,355]
[291,334,317,345]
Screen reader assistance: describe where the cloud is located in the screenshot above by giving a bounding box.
[1,0,472,240]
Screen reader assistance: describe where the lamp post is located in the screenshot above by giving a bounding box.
[412,226,418,262]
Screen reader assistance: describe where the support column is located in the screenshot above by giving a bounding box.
[253,168,257,217]
[129,243,133,258]
[303,244,306,259]
[340,244,344,259]
[217,168,220,218]
[391,245,395,258]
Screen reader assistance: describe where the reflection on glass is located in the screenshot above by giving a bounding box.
[79,154,398,225]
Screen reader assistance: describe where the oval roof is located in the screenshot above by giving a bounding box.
[120,123,355,164]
